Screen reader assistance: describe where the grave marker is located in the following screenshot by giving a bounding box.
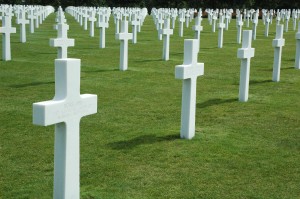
[88,11,96,37]
[272,25,285,82]
[193,16,203,51]
[237,30,255,102]
[295,22,300,69]
[131,13,139,44]
[265,13,270,37]
[50,23,75,59]
[175,39,204,139]
[16,9,29,43]
[0,16,16,61]
[28,8,36,33]
[218,15,225,48]
[116,20,133,71]
[97,13,108,48]
[252,12,258,40]
[33,58,97,199]
[237,14,243,44]
[161,18,173,61]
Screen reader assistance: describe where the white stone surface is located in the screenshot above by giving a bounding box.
[27,9,36,33]
[264,14,270,37]
[237,30,255,102]
[33,58,97,199]
[272,25,285,82]
[0,16,16,61]
[178,12,185,37]
[212,13,217,32]
[295,22,300,69]
[161,18,173,61]
[116,20,132,71]
[175,39,204,139]
[50,23,75,59]
[131,13,139,44]
[237,14,243,44]
[252,12,258,40]
[88,11,96,37]
[16,10,29,43]
[193,16,203,51]
[218,15,225,48]
[97,13,108,48]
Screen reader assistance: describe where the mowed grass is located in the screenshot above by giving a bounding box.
[0,12,300,198]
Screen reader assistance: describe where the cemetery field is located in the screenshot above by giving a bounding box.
[1,12,300,198]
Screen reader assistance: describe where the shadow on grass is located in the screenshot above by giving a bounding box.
[281,66,295,70]
[135,58,163,63]
[197,98,236,108]
[250,79,273,84]
[10,81,54,88]
[108,134,180,150]
[232,79,272,85]
[82,68,119,73]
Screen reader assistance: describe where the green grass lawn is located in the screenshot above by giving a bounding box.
[0,12,300,198]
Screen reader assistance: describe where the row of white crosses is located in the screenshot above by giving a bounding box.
[237,23,288,102]
[151,8,197,38]
[0,5,54,61]
[151,8,204,59]
[50,8,74,59]
[33,8,97,198]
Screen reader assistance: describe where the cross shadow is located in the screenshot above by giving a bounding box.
[232,79,272,85]
[10,81,54,88]
[250,79,273,84]
[108,134,180,150]
[82,68,119,73]
[281,67,295,70]
[197,98,236,108]
[135,58,162,63]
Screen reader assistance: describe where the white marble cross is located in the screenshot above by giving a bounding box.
[116,20,133,71]
[178,12,185,37]
[33,58,97,199]
[35,9,40,28]
[285,13,290,32]
[27,9,36,33]
[115,12,121,34]
[193,16,203,51]
[252,12,258,40]
[264,13,270,37]
[175,39,204,139]
[293,11,298,31]
[295,22,300,69]
[157,14,164,40]
[131,13,139,44]
[237,30,255,102]
[218,15,225,48]
[225,12,231,30]
[171,11,177,29]
[50,23,75,59]
[82,10,89,30]
[161,18,173,61]
[237,14,244,44]
[212,12,217,32]
[0,16,16,61]
[97,14,108,48]
[185,12,190,27]
[88,11,96,37]
[272,25,285,82]
[16,10,29,43]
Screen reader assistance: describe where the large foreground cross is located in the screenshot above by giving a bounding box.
[33,58,97,199]
[175,39,204,139]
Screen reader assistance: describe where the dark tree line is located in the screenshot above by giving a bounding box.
[0,0,299,10]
